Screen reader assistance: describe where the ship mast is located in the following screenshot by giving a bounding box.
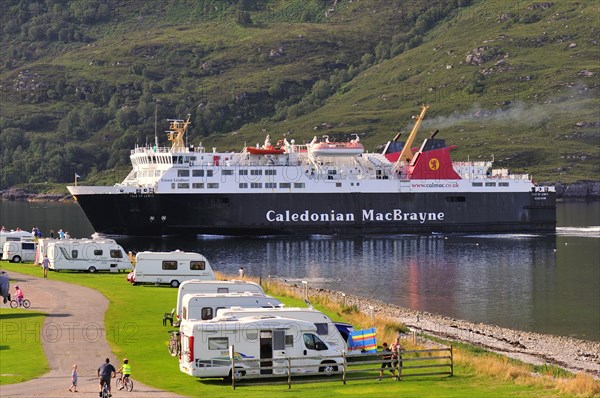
[393,105,429,171]
[166,114,191,152]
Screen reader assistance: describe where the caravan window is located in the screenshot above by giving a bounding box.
[22,243,35,250]
[303,334,328,351]
[315,323,329,336]
[110,250,123,259]
[162,261,177,270]
[217,288,229,293]
[285,335,294,347]
[201,307,213,320]
[273,330,285,350]
[208,337,229,350]
[190,261,205,270]
[94,249,103,256]
[71,250,79,259]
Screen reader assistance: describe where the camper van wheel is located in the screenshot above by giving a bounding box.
[88,266,97,273]
[319,361,338,376]
[170,280,180,288]
[11,255,22,263]
[226,367,246,381]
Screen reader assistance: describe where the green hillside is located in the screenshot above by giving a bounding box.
[0,0,597,190]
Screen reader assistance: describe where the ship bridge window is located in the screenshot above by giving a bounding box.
[251,183,262,188]
[485,182,496,187]
[193,170,204,177]
[499,182,509,187]
[265,169,277,176]
[251,170,262,176]
[207,170,213,177]
[239,183,248,188]
[294,183,305,188]
[239,170,248,176]
[446,196,466,202]
[207,183,219,189]
[178,170,190,177]
[279,183,291,188]
[192,183,204,189]
[472,182,483,187]
[222,170,234,176]
[336,182,342,187]
[265,183,276,188]
[177,183,189,189]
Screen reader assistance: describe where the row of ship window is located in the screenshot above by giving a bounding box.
[176,169,277,177]
[473,182,510,187]
[172,182,306,189]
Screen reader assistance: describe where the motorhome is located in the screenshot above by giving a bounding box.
[0,231,34,260]
[129,251,215,288]
[216,306,348,353]
[45,238,131,272]
[181,292,282,321]
[2,240,37,263]
[179,315,342,379]
[176,280,266,318]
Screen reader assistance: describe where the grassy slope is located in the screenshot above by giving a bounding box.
[0,0,597,191]
[1,261,593,397]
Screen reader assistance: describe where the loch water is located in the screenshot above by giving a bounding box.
[2,200,598,341]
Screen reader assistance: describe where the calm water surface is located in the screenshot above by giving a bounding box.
[2,200,599,341]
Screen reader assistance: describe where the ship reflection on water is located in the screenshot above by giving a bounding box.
[117,231,599,340]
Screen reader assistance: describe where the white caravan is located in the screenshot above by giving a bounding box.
[216,306,347,353]
[181,292,282,321]
[45,238,131,272]
[179,315,342,379]
[2,241,37,263]
[176,280,266,318]
[36,238,117,264]
[130,251,215,288]
[0,231,34,260]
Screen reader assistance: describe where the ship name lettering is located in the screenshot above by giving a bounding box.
[266,210,355,223]
[361,209,444,223]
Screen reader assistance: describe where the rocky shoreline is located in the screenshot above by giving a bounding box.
[289,283,600,379]
[1,180,599,201]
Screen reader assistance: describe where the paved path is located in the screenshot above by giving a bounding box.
[0,271,184,398]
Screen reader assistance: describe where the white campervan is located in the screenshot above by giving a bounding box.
[130,251,215,288]
[46,238,131,272]
[216,306,347,353]
[0,231,34,260]
[179,315,342,379]
[176,280,266,318]
[180,292,282,322]
[2,240,37,263]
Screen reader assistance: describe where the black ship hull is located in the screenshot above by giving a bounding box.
[74,190,556,236]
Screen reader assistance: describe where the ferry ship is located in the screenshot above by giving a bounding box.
[68,106,556,236]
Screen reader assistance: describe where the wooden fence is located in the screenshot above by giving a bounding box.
[230,345,453,389]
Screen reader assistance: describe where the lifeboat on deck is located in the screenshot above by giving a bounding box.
[246,135,285,155]
[309,135,364,156]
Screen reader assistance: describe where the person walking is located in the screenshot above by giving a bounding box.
[97,358,116,397]
[378,342,396,381]
[42,255,50,278]
[68,364,78,392]
[391,335,402,379]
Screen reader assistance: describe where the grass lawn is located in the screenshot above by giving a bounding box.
[0,261,583,397]
[0,308,49,384]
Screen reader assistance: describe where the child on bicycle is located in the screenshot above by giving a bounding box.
[117,358,131,390]
[14,286,24,305]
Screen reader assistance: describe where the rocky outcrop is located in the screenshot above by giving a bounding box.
[0,189,69,201]
[555,181,600,199]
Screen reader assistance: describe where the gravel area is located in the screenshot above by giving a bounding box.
[293,284,600,379]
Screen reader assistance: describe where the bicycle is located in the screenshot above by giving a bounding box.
[10,298,30,308]
[100,379,110,398]
[167,331,181,357]
[116,372,134,392]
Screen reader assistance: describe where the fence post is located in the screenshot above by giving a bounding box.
[287,357,292,389]
[342,351,347,385]
[230,345,235,389]
[398,350,403,381]
[450,345,454,377]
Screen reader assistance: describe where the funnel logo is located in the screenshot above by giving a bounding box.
[429,158,440,170]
